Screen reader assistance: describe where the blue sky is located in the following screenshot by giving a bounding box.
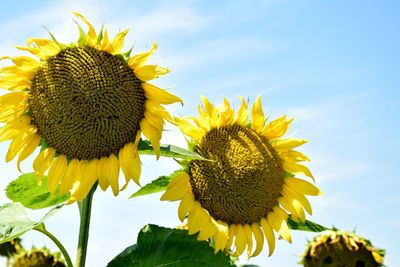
[0,1,399,266]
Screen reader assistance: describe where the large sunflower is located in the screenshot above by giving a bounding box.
[0,13,182,202]
[161,96,321,257]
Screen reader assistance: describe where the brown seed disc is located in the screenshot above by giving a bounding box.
[29,47,146,160]
[189,125,284,224]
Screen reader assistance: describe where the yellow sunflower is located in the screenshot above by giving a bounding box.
[0,12,182,202]
[161,96,321,258]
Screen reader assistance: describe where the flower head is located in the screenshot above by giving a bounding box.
[301,230,385,267]
[161,96,321,257]
[0,13,182,202]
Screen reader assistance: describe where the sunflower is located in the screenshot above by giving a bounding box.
[161,96,321,257]
[0,13,182,202]
[301,230,385,267]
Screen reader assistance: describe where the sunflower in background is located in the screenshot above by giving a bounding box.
[161,96,321,257]
[301,229,385,267]
[0,13,182,202]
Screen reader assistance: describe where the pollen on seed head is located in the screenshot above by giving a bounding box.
[29,47,146,160]
[189,125,284,225]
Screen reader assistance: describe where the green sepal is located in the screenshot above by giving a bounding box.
[39,139,49,151]
[287,215,330,232]
[43,26,68,50]
[122,45,134,58]
[0,203,63,244]
[106,224,234,267]
[74,20,88,46]
[137,139,206,160]
[129,170,184,198]
[6,173,70,210]
[96,25,104,45]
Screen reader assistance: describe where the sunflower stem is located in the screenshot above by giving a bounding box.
[76,183,97,267]
[34,225,73,267]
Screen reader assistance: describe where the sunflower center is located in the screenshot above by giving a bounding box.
[29,47,146,160]
[189,125,284,224]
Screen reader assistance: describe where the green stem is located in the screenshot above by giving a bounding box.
[34,225,73,267]
[76,184,97,267]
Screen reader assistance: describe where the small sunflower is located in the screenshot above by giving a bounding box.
[0,13,182,202]
[301,230,385,267]
[161,96,321,258]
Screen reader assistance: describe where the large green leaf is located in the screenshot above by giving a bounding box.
[107,224,234,267]
[287,216,330,232]
[0,203,63,244]
[129,170,183,199]
[6,173,70,210]
[137,140,205,160]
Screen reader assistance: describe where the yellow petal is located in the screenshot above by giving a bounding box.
[282,162,314,181]
[236,96,249,125]
[226,224,236,249]
[98,157,110,191]
[128,42,157,68]
[99,28,110,50]
[1,56,40,69]
[134,65,170,81]
[0,92,28,106]
[187,202,209,235]
[28,38,61,57]
[6,127,35,163]
[174,117,204,141]
[263,115,293,139]
[283,184,313,215]
[140,118,161,158]
[161,177,191,201]
[197,218,218,241]
[69,161,88,201]
[32,148,56,181]
[278,196,301,220]
[145,100,173,121]
[166,172,189,189]
[267,206,291,243]
[17,134,40,170]
[177,192,195,221]
[70,160,97,201]
[0,116,30,141]
[244,224,253,258]
[0,76,31,90]
[108,29,129,55]
[60,158,80,194]
[272,138,307,151]
[200,95,218,129]
[285,177,321,196]
[214,220,229,252]
[73,12,97,47]
[251,223,264,258]
[251,95,265,132]
[142,83,183,105]
[217,97,235,127]
[105,154,120,196]
[279,149,311,162]
[144,110,164,137]
[234,224,247,256]
[0,106,26,123]
[119,142,142,187]
[47,155,68,193]
[260,218,275,256]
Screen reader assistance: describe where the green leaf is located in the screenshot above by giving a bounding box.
[6,173,70,210]
[137,140,205,160]
[129,170,183,199]
[0,203,63,244]
[287,216,330,232]
[107,224,234,267]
